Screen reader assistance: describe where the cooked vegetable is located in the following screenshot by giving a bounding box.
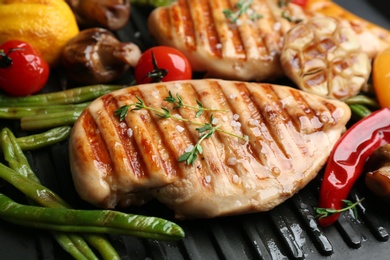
[0,126,72,151]
[0,128,184,258]
[291,0,308,7]
[0,0,79,66]
[317,107,390,227]
[0,85,122,106]
[0,85,122,131]
[305,0,390,58]
[1,128,104,260]
[364,144,390,203]
[373,47,390,108]
[65,0,130,30]
[0,103,89,119]
[62,28,141,85]
[281,16,371,100]
[134,46,192,84]
[20,109,84,131]
[0,193,184,240]
[0,40,50,96]
[130,0,175,7]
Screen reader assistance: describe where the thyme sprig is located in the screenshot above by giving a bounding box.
[178,115,219,165]
[314,198,365,220]
[114,96,248,165]
[164,91,228,117]
[223,0,262,24]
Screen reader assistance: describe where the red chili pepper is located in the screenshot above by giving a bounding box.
[317,107,390,227]
[291,0,308,8]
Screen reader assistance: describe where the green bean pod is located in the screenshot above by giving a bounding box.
[20,110,83,130]
[1,128,119,259]
[349,104,372,119]
[344,95,379,108]
[0,103,89,119]
[0,85,122,106]
[10,126,72,151]
[52,232,98,260]
[130,0,175,7]
[0,193,185,240]
[0,162,71,208]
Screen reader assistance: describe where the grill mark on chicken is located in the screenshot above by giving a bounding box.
[284,88,325,133]
[247,84,292,160]
[200,81,256,189]
[198,0,223,58]
[82,111,113,175]
[177,0,196,51]
[125,88,182,183]
[167,82,227,190]
[70,79,351,217]
[222,82,292,186]
[100,94,148,181]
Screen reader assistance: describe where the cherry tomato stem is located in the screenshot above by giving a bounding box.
[134,46,192,84]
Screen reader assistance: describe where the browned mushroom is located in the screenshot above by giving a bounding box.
[61,28,141,85]
[66,0,130,30]
[365,144,390,203]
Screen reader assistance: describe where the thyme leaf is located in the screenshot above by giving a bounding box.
[114,96,248,165]
[314,198,365,220]
[223,0,262,24]
[164,91,228,118]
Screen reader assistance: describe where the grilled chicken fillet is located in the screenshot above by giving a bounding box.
[147,0,389,82]
[147,0,309,81]
[69,79,351,219]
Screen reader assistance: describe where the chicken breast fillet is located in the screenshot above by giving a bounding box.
[69,79,351,219]
[147,0,389,82]
[147,0,309,81]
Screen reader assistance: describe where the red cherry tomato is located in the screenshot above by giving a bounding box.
[0,40,50,96]
[134,46,192,84]
[291,0,308,7]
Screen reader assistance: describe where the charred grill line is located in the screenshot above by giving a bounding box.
[203,81,253,187]
[101,94,148,181]
[202,0,223,58]
[180,0,196,51]
[131,88,181,181]
[226,0,246,58]
[82,111,113,176]
[248,84,292,162]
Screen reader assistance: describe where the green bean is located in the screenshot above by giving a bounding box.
[349,104,372,119]
[0,162,70,207]
[1,128,98,260]
[1,128,118,259]
[20,110,83,131]
[51,232,90,260]
[4,126,72,151]
[0,193,184,240]
[54,232,99,260]
[0,85,122,106]
[130,0,175,7]
[345,95,379,108]
[81,234,120,260]
[0,103,89,119]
